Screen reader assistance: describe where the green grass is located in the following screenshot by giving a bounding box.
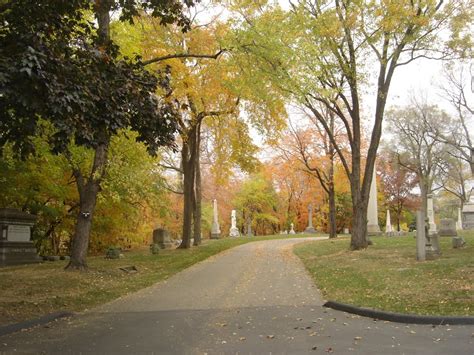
[294,232,474,316]
[0,234,315,327]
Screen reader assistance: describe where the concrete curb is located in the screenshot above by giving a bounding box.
[0,311,74,337]
[324,301,474,325]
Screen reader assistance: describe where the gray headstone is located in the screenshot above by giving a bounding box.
[152,228,173,249]
[0,208,40,267]
[438,218,457,237]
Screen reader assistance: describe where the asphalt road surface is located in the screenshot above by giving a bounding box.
[1,238,473,354]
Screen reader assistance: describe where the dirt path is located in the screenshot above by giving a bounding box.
[1,238,473,354]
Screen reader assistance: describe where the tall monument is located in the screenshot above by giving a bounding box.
[229,210,240,237]
[385,209,393,235]
[304,204,317,234]
[367,166,381,235]
[456,207,463,230]
[426,194,437,234]
[210,199,221,239]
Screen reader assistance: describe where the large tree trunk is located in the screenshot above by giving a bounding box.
[66,143,107,270]
[193,125,202,246]
[179,128,197,249]
[350,195,369,250]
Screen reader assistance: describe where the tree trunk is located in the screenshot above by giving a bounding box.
[193,125,202,246]
[65,143,107,270]
[179,128,197,249]
[328,185,337,238]
[350,197,369,250]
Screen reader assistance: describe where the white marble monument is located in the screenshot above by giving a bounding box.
[456,207,463,230]
[229,210,240,237]
[385,209,393,235]
[304,204,317,234]
[289,223,296,234]
[210,199,221,239]
[367,167,381,235]
[426,194,437,234]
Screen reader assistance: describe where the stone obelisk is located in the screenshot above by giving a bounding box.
[385,209,393,235]
[210,199,221,239]
[456,207,463,230]
[367,167,381,235]
[305,204,317,234]
[426,194,437,234]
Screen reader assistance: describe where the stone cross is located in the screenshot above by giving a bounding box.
[210,199,221,239]
[367,167,381,235]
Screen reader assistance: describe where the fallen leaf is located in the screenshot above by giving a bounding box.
[239,337,246,341]
[267,335,275,339]
[354,336,362,341]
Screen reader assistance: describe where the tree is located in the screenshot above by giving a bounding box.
[233,173,279,235]
[438,61,474,175]
[227,0,472,249]
[378,149,419,231]
[386,103,451,218]
[0,0,195,269]
[278,106,347,238]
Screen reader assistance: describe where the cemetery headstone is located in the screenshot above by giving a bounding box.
[462,187,474,229]
[385,209,394,236]
[210,199,221,239]
[426,194,437,234]
[153,228,173,249]
[289,223,296,235]
[229,210,240,237]
[367,167,381,235]
[246,218,253,237]
[456,207,463,230]
[438,218,457,237]
[0,208,40,267]
[304,204,317,234]
[416,211,426,261]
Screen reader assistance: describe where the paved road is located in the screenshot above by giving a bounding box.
[1,238,473,354]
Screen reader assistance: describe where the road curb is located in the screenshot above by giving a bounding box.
[0,311,74,337]
[323,301,474,325]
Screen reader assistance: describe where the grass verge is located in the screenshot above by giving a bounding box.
[0,234,315,327]
[294,232,474,316]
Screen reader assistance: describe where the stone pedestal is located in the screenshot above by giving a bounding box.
[426,194,437,235]
[210,199,221,240]
[229,210,240,237]
[0,209,40,267]
[152,228,173,249]
[304,204,317,234]
[385,209,394,236]
[367,167,381,235]
[456,208,463,230]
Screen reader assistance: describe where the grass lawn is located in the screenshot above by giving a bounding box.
[294,232,474,316]
[0,234,315,327]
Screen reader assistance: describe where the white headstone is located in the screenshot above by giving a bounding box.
[229,210,240,237]
[367,166,381,235]
[385,209,393,234]
[456,207,463,230]
[289,223,296,234]
[426,194,437,234]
